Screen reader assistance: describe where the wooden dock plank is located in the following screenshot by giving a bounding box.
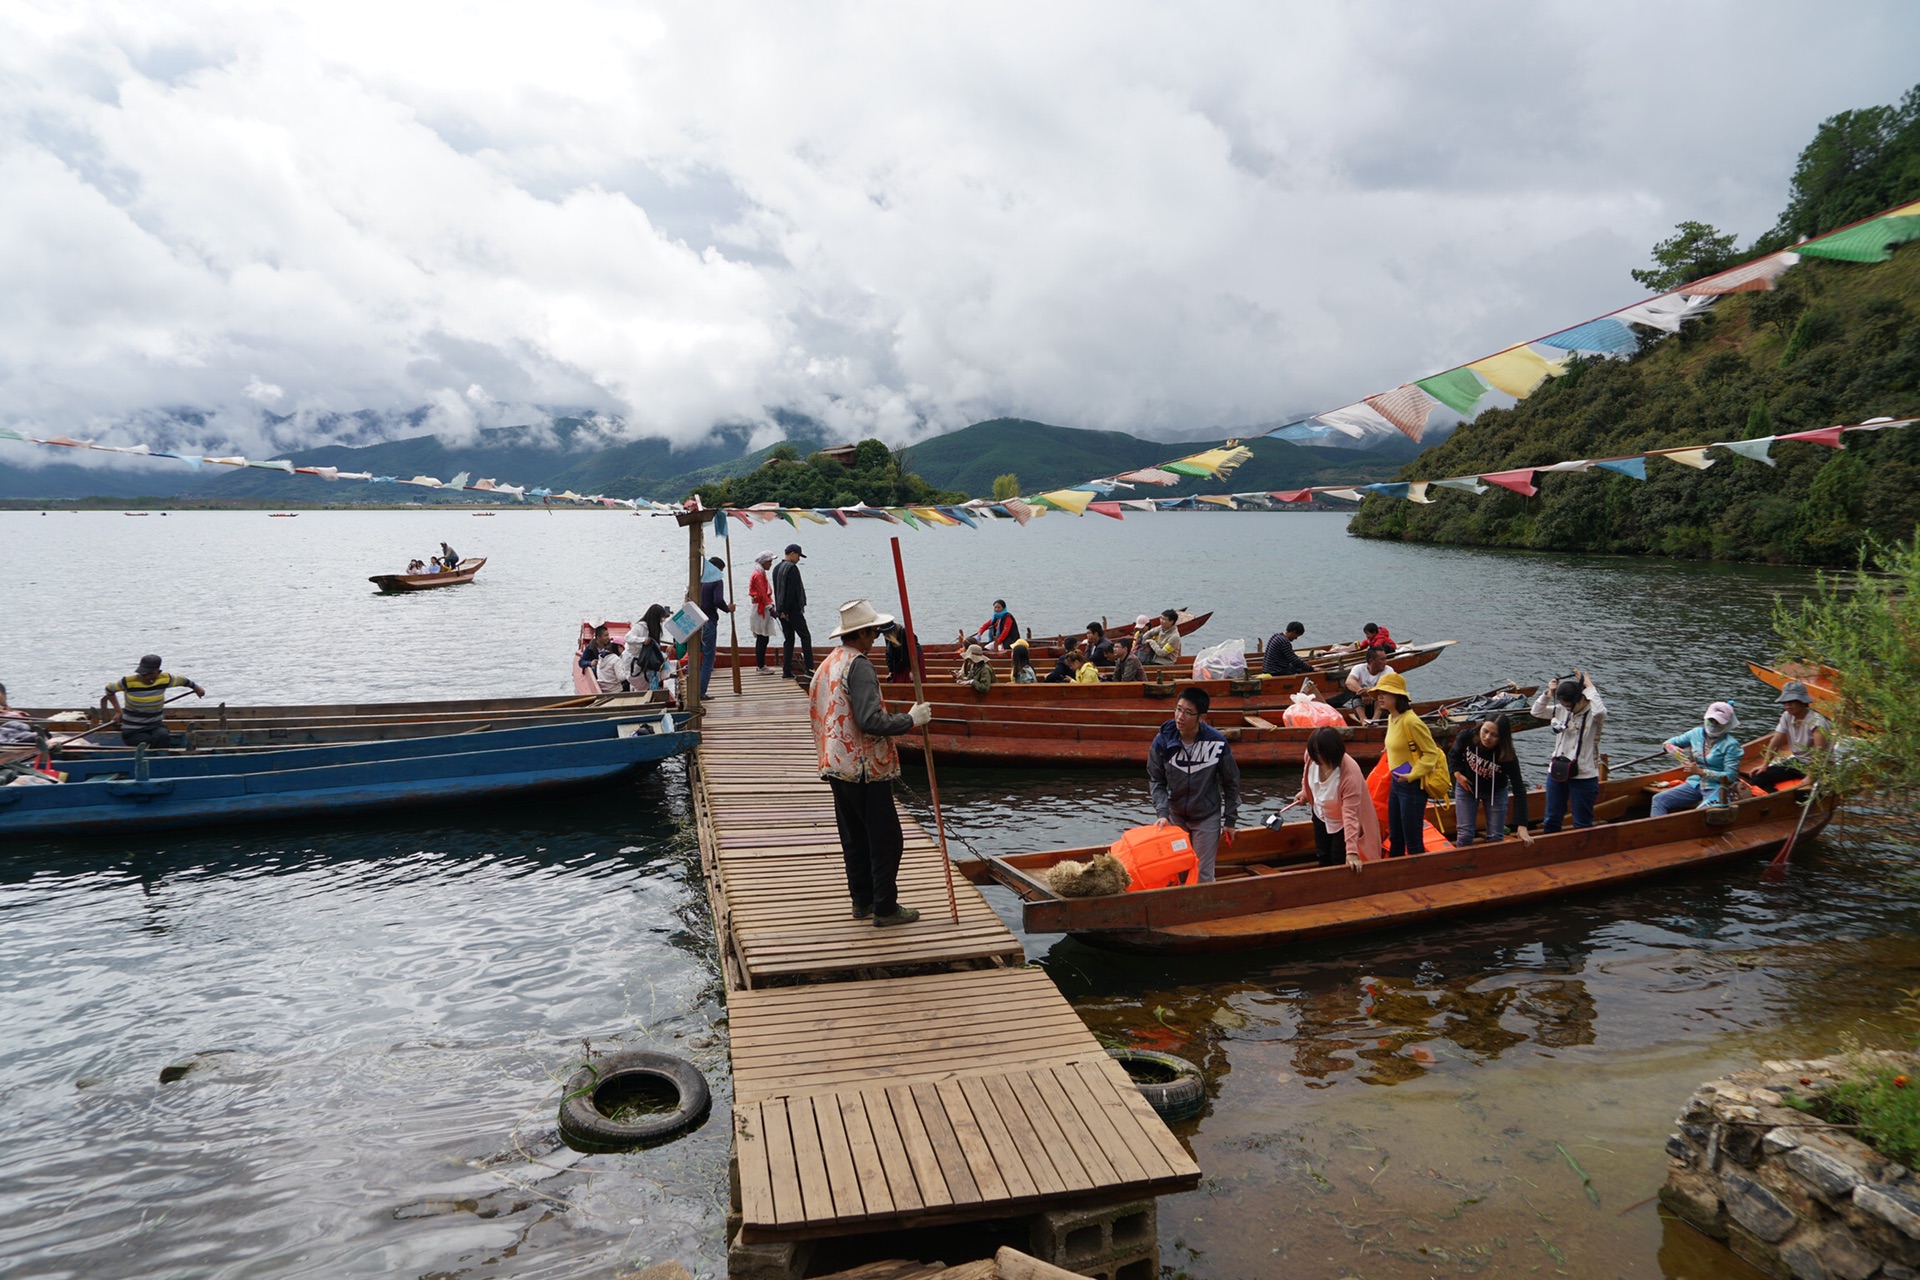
[762,1097,805,1226]
[885,1083,955,1209]
[909,1081,982,1205]
[860,1086,924,1213]
[836,1092,895,1216]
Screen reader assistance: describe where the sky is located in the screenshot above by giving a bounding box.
[3,1,1918,458]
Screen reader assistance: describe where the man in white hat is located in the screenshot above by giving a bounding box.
[748,551,778,672]
[809,599,933,926]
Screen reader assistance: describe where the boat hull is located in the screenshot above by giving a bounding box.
[370,557,486,591]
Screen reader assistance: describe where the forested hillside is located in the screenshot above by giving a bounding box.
[1350,84,1920,565]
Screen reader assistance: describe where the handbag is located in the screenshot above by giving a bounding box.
[1549,710,1589,783]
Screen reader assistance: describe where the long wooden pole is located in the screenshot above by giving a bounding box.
[685,515,704,717]
[724,530,743,696]
[890,536,960,925]
[1763,783,1821,880]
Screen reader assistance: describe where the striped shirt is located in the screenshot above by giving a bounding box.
[107,673,192,731]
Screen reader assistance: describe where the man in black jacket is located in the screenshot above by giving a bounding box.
[772,543,815,678]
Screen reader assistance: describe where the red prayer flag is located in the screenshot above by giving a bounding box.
[1087,501,1125,520]
[1269,489,1313,503]
[1482,469,1539,497]
[1777,426,1847,449]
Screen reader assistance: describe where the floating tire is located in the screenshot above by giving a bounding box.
[1107,1047,1205,1122]
[558,1050,711,1152]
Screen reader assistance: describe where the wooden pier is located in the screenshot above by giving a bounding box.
[690,678,1199,1253]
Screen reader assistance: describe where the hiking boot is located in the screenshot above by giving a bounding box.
[851,902,873,920]
[873,906,920,928]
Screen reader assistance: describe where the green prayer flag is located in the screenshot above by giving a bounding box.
[1415,367,1491,417]
[1796,216,1920,264]
[1161,461,1213,477]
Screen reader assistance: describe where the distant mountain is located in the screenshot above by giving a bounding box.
[902,418,1423,497]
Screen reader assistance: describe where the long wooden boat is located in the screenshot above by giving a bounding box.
[25,691,658,726]
[1748,661,1844,716]
[50,708,681,759]
[1,720,698,838]
[962,743,1830,953]
[370,557,486,592]
[890,693,1543,769]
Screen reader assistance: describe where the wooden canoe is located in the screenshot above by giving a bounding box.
[890,694,1545,769]
[964,743,1831,953]
[1748,661,1844,716]
[370,557,486,592]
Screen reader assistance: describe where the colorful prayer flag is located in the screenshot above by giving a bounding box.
[1363,386,1439,439]
[1482,469,1539,497]
[1416,367,1492,417]
[1467,345,1569,399]
[1595,457,1647,480]
[1715,438,1776,467]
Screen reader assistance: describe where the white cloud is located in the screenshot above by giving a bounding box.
[0,0,1916,453]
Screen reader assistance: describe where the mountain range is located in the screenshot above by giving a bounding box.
[0,414,1424,505]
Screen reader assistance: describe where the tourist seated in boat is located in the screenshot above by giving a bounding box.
[1292,726,1379,869]
[957,643,994,692]
[967,600,1020,651]
[1108,635,1144,683]
[102,653,206,748]
[1083,622,1115,668]
[1147,686,1241,882]
[1377,671,1447,856]
[407,559,426,573]
[1747,680,1831,792]
[1042,642,1082,683]
[1138,609,1184,667]
[0,683,37,747]
[1009,639,1038,683]
[1331,647,1395,723]
[1531,670,1607,831]
[880,621,916,684]
[1651,702,1744,817]
[580,624,619,676]
[1262,622,1314,676]
[1065,651,1101,684]
[1449,715,1525,846]
[1363,622,1397,655]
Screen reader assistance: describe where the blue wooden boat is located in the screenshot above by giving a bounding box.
[54,715,679,778]
[0,721,697,838]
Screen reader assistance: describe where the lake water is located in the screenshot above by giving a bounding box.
[0,508,1903,1280]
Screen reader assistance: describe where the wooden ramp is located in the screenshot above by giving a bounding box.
[690,677,1199,1245]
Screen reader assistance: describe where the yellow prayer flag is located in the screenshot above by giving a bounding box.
[1197,494,1235,508]
[1037,489,1094,515]
[1466,345,1570,399]
[1172,446,1254,478]
[792,508,830,524]
[911,507,958,526]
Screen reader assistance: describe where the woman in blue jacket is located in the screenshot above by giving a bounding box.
[1651,701,1745,816]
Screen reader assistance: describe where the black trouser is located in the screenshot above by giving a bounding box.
[1747,763,1807,792]
[119,724,175,748]
[1310,815,1347,867]
[754,634,770,669]
[781,614,815,678]
[828,777,904,914]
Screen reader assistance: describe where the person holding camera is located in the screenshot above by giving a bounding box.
[1530,669,1607,832]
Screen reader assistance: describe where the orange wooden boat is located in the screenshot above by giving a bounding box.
[1748,661,1843,714]
[370,557,486,592]
[964,742,1834,953]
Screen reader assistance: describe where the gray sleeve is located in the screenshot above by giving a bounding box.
[1147,742,1170,820]
[1220,744,1241,827]
[846,654,914,738]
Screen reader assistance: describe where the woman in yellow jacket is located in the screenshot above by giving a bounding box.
[1377,671,1447,856]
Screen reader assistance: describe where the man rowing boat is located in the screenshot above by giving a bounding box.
[102,654,206,747]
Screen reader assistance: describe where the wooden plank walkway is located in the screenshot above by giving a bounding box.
[691,677,1199,1245]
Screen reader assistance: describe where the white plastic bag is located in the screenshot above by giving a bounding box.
[1190,639,1247,680]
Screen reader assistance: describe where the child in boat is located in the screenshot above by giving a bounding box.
[1651,702,1744,816]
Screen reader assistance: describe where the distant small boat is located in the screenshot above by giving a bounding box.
[472,512,494,517]
[269,512,298,518]
[123,512,147,517]
[370,557,486,593]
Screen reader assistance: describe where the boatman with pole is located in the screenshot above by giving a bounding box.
[102,654,206,747]
[808,599,932,927]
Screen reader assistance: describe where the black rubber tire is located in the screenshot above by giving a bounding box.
[1107,1047,1205,1122]
[558,1051,711,1152]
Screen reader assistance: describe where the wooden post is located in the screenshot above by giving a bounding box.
[681,509,708,717]
[725,529,743,696]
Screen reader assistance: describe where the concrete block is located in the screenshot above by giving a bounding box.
[1027,1199,1156,1273]
[728,1230,813,1280]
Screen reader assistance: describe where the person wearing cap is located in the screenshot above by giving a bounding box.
[1531,669,1607,831]
[1652,701,1746,816]
[809,599,933,927]
[1378,671,1447,856]
[956,643,995,693]
[880,621,918,684]
[772,544,813,679]
[696,555,734,698]
[747,551,778,673]
[1748,681,1832,792]
[1148,686,1240,881]
[102,655,205,747]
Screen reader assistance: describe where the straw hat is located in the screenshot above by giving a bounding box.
[963,643,987,661]
[829,598,895,638]
[1373,671,1410,699]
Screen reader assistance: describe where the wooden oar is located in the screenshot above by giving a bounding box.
[1762,783,1821,881]
[60,689,199,748]
[724,529,743,697]
[890,536,960,924]
[1612,746,1677,772]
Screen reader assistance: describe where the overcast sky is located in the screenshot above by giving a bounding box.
[4,1,1917,456]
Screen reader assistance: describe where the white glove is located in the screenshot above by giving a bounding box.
[908,702,933,727]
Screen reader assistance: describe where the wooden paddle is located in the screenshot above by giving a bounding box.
[1762,783,1821,881]
[65,688,200,747]
[724,529,743,696]
[890,536,960,924]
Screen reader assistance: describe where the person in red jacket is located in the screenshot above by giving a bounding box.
[747,551,777,672]
[1362,622,1397,655]
[968,600,1020,651]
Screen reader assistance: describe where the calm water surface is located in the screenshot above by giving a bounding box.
[1,509,1907,1280]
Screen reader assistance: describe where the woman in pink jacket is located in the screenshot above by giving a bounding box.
[1293,727,1381,870]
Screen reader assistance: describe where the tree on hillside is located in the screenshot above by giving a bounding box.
[1767,83,1920,247]
[691,439,965,509]
[1631,221,1739,292]
[992,473,1020,500]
